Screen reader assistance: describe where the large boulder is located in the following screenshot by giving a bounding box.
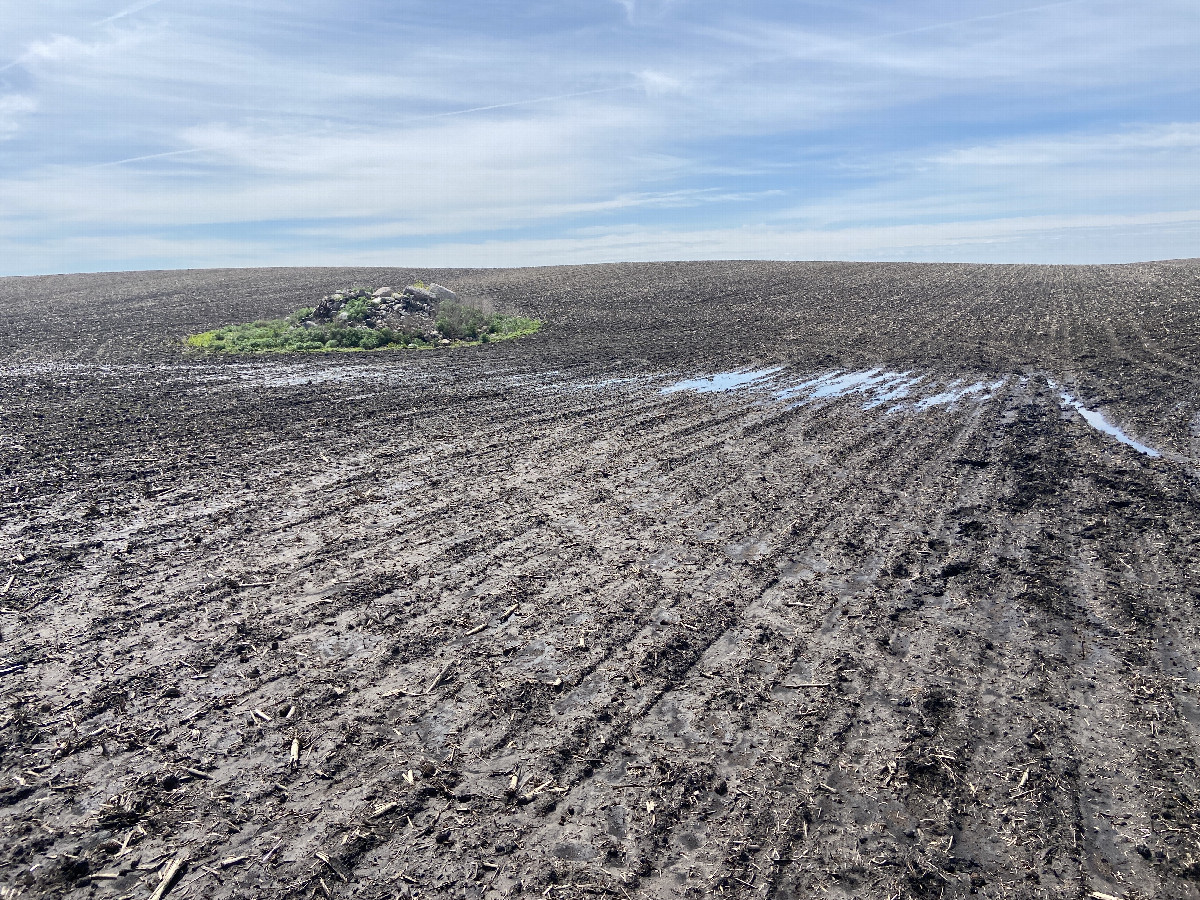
[372,286,394,297]
[427,283,458,302]
[402,285,438,304]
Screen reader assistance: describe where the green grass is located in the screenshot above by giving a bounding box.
[185,321,416,353]
[185,308,540,354]
[489,315,541,340]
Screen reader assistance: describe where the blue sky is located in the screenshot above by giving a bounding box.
[0,0,1197,274]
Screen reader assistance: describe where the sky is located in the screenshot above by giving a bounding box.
[0,0,1197,275]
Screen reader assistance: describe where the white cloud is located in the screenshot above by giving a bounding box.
[0,97,673,233]
[376,211,1200,267]
[769,122,1200,232]
[5,209,1196,275]
[1,24,152,78]
[612,0,682,26]
[636,69,686,96]
[0,94,36,139]
[933,122,1200,168]
[612,0,635,21]
[24,33,94,63]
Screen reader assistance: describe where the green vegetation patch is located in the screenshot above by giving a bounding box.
[185,284,540,353]
[185,320,414,353]
[437,301,541,343]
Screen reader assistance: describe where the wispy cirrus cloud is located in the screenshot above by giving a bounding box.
[766,121,1200,232]
[0,100,670,233]
[932,122,1200,167]
[0,18,153,75]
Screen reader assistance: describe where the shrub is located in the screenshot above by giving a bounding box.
[343,297,372,323]
[435,301,491,340]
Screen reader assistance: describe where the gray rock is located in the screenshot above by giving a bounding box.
[427,283,458,302]
[373,286,393,297]
[403,285,438,303]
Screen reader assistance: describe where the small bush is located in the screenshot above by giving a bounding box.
[343,297,372,323]
[436,301,492,340]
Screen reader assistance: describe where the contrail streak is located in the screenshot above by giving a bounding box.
[88,148,203,168]
[875,0,1090,41]
[398,86,631,123]
[96,0,169,26]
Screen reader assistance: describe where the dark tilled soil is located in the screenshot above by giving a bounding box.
[2,260,1200,900]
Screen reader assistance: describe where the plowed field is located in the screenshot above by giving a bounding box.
[2,260,1200,900]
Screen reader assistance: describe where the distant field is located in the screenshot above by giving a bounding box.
[1,260,1199,899]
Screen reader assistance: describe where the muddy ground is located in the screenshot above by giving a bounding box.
[2,260,1200,900]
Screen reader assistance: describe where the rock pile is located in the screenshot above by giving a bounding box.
[305,283,460,343]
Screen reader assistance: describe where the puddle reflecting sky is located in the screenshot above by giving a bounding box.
[1059,392,1161,457]
[775,368,910,404]
[664,366,1001,413]
[915,379,1002,411]
[662,366,1165,458]
[661,366,785,394]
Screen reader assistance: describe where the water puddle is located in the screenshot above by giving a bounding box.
[661,366,784,394]
[774,369,932,409]
[776,368,895,402]
[768,367,1003,412]
[1060,392,1160,457]
[863,373,924,409]
[662,364,1006,413]
[654,367,1163,460]
[915,379,1002,411]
